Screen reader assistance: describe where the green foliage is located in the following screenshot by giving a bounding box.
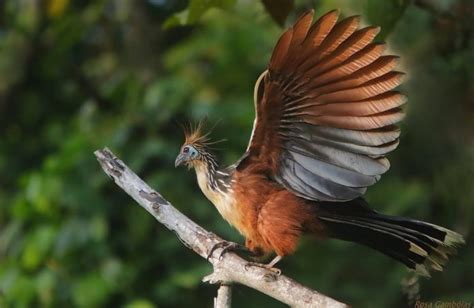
[0,0,472,307]
[362,0,410,39]
[163,0,237,28]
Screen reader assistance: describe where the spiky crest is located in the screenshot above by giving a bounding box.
[183,121,212,148]
[181,120,226,151]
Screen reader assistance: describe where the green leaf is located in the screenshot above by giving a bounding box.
[124,299,156,308]
[21,225,56,271]
[72,273,110,307]
[187,0,236,23]
[362,0,410,39]
[163,0,236,28]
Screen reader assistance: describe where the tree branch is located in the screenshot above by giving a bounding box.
[94,147,348,308]
[214,284,232,308]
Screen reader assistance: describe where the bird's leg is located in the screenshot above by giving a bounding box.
[266,255,283,268]
[207,240,256,261]
[244,255,283,275]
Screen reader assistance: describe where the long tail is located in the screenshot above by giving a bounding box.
[317,198,465,277]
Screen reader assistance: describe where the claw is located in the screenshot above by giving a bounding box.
[244,261,282,276]
[243,255,283,276]
[271,267,282,276]
[207,241,247,260]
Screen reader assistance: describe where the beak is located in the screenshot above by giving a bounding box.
[175,153,186,167]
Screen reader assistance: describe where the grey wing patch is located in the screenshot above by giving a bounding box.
[276,152,367,201]
[276,123,400,202]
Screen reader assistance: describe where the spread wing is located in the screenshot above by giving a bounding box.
[239,10,406,202]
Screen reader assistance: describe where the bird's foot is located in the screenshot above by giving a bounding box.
[207,240,249,261]
[244,262,282,276]
[244,255,283,275]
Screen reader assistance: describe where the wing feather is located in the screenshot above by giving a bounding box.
[269,29,293,71]
[314,26,381,74]
[299,92,407,116]
[239,10,405,202]
[316,72,405,103]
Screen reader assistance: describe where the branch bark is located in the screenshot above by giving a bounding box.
[214,284,232,308]
[94,147,348,308]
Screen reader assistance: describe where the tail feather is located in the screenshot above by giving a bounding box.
[317,199,465,277]
[319,215,424,270]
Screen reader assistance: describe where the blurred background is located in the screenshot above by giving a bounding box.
[0,0,473,307]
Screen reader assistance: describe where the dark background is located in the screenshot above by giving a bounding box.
[0,0,473,307]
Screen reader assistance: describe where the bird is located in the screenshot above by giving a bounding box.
[174,9,465,277]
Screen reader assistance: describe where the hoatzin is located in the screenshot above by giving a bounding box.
[174,10,465,276]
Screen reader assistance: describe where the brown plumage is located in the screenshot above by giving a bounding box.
[175,9,464,277]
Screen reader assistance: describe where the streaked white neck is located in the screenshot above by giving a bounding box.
[193,161,237,228]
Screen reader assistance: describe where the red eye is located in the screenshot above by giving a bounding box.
[183,147,189,153]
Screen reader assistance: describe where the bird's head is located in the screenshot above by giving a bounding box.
[175,143,203,168]
[175,122,212,169]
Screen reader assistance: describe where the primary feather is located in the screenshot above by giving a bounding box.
[240,10,405,201]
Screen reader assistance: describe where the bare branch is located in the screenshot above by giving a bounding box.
[94,147,348,308]
[214,284,232,308]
